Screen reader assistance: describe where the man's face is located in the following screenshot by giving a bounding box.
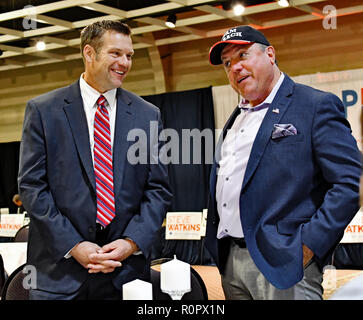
[221,43,276,106]
[84,30,134,93]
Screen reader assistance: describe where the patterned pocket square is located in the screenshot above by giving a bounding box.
[272,124,298,139]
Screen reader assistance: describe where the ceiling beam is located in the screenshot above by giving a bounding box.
[79,3,128,18]
[166,0,220,6]
[0,44,25,54]
[42,36,72,46]
[127,3,184,18]
[29,51,66,61]
[35,14,74,29]
[0,0,102,23]
[2,0,363,73]
[2,58,27,66]
[135,16,207,37]
[292,4,324,18]
[0,27,23,37]
[132,35,156,46]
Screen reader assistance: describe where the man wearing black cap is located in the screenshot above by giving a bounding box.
[205,25,361,299]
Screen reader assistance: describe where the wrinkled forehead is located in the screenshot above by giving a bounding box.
[221,42,254,58]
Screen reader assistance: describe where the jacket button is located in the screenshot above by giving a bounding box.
[88,226,94,233]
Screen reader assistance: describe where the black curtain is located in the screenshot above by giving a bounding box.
[143,87,215,265]
[332,243,363,269]
[0,142,20,213]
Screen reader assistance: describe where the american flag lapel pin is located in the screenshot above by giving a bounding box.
[272,108,279,114]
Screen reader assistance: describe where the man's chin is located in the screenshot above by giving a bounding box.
[113,78,124,88]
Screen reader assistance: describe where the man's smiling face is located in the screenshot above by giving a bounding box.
[84,30,134,93]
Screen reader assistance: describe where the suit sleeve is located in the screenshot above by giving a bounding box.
[18,100,84,262]
[122,109,172,259]
[301,93,361,259]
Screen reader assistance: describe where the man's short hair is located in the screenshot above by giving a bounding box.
[256,43,278,65]
[80,20,131,58]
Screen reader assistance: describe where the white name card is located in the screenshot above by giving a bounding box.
[165,211,207,240]
[340,209,363,243]
[0,213,25,237]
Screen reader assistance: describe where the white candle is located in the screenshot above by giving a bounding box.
[122,279,153,300]
[160,255,191,293]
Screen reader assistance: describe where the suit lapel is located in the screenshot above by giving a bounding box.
[63,81,96,192]
[113,88,135,198]
[241,75,295,192]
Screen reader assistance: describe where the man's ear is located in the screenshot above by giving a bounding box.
[83,44,95,63]
[265,46,276,65]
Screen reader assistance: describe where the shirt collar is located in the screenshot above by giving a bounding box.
[238,72,285,112]
[79,73,117,109]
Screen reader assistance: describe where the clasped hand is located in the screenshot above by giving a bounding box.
[70,239,137,273]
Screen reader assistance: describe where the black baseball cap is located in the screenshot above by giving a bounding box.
[209,25,271,65]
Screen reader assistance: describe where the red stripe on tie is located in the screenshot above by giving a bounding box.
[95,110,110,131]
[95,156,113,177]
[96,177,114,204]
[96,214,109,227]
[95,168,114,194]
[94,149,112,170]
[94,131,112,153]
[95,116,111,138]
[97,196,115,218]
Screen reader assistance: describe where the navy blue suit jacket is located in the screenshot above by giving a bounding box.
[205,75,361,289]
[18,81,172,294]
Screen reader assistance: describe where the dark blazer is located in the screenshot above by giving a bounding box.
[205,75,361,290]
[18,81,172,294]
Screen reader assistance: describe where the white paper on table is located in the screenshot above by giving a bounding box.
[0,242,27,275]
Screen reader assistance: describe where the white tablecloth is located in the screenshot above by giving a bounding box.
[0,242,27,275]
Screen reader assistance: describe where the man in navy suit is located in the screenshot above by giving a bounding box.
[205,26,361,299]
[18,20,172,299]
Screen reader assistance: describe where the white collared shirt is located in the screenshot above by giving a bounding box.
[79,74,117,163]
[216,73,285,239]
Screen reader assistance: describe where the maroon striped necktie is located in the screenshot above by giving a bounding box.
[94,95,115,227]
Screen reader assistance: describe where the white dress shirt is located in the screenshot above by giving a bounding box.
[78,75,142,256]
[216,73,285,239]
[79,74,117,163]
[64,76,117,258]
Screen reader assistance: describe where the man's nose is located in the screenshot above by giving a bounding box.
[117,54,130,66]
[231,61,243,73]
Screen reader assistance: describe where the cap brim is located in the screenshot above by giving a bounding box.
[209,40,253,65]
